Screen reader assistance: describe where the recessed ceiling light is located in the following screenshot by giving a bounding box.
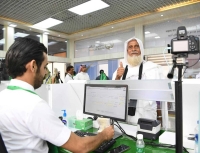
[68,0,109,15]
[102,39,122,44]
[65,41,67,42]
[9,24,17,27]
[36,35,41,37]
[161,15,163,16]
[81,35,83,36]
[14,32,29,38]
[43,32,49,35]
[112,27,114,28]
[48,41,57,46]
[0,38,5,44]
[145,31,150,34]
[155,36,160,39]
[32,18,63,29]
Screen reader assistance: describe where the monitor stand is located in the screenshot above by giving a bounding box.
[97,117,123,139]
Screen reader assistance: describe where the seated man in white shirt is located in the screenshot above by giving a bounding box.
[0,38,114,153]
[64,65,74,83]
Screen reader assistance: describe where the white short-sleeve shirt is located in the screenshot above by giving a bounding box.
[0,79,71,153]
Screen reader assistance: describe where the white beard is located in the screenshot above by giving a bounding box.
[127,55,142,67]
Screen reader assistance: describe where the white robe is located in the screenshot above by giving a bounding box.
[112,37,164,124]
[74,72,90,80]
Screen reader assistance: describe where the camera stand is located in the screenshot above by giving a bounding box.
[167,54,188,153]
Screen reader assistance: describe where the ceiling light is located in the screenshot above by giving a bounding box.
[95,41,100,43]
[161,15,163,16]
[14,32,29,38]
[43,32,49,35]
[155,36,160,39]
[65,41,67,42]
[48,42,57,46]
[102,39,122,44]
[58,35,60,37]
[81,35,83,36]
[32,18,63,29]
[36,35,41,37]
[145,31,150,34]
[2,28,5,30]
[9,24,17,27]
[112,27,114,28]
[68,0,109,15]
[0,38,5,44]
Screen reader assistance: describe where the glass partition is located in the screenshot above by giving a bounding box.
[0,25,4,51]
[48,36,67,57]
[74,59,118,80]
[144,15,200,48]
[14,28,40,42]
[75,28,135,58]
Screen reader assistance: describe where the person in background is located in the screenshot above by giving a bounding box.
[96,69,109,80]
[0,38,114,153]
[64,65,74,83]
[52,68,62,83]
[112,37,164,124]
[74,64,90,80]
[43,67,52,84]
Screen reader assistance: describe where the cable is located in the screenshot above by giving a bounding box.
[113,120,189,152]
[162,47,171,68]
[113,120,137,141]
[179,53,200,80]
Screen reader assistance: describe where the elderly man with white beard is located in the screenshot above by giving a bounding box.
[112,37,164,124]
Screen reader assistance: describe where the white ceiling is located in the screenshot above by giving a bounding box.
[0,0,199,39]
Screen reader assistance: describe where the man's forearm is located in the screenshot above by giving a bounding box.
[82,132,107,152]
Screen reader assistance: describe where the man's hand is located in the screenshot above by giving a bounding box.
[101,125,114,141]
[115,62,124,80]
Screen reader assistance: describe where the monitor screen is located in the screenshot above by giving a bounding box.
[83,84,128,122]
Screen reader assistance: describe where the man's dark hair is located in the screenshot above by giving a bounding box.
[100,69,104,74]
[5,38,47,78]
[67,65,74,72]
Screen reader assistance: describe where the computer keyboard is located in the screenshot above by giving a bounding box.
[94,139,116,153]
[74,130,97,137]
[74,130,116,153]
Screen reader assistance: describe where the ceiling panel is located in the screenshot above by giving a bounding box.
[0,0,198,34]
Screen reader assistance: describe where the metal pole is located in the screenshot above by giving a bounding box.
[175,65,183,153]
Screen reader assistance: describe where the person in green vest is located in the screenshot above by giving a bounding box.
[96,69,109,80]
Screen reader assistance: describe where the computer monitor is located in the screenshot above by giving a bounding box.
[83,84,128,122]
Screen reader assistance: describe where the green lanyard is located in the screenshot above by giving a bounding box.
[7,86,38,96]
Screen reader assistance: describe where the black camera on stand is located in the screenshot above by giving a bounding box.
[171,26,199,55]
[168,26,200,79]
[168,26,199,153]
